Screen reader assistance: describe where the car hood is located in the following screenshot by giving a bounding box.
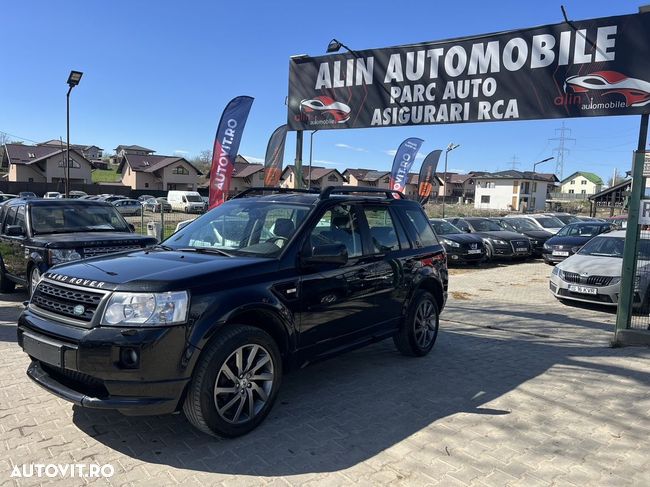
[520,230,553,239]
[473,230,527,240]
[31,232,156,248]
[43,249,276,292]
[546,235,593,247]
[557,253,622,276]
[438,233,484,244]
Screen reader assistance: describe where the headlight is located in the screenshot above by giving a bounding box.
[492,239,507,246]
[552,267,565,280]
[543,242,551,249]
[101,291,189,327]
[609,277,621,285]
[441,238,460,248]
[571,246,581,253]
[49,249,82,265]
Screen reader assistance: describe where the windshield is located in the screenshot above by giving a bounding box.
[556,223,603,237]
[165,200,311,257]
[30,204,131,234]
[430,220,463,235]
[554,215,581,224]
[185,195,203,202]
[535,216,564,228]
[469,219,502,232]
[504,218,538,231]
[578,236,625,258]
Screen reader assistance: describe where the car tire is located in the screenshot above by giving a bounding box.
[484,245,493,262]
[28,265,41,297]
[393,290,439,357]
[183,325,282,438]
[0,263,15,294]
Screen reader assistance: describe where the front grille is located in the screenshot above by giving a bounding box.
[460,242,484,251]
[83,245,142,258]
[31,281,104,323]
[562,272,613,286]
[510,240,530,252]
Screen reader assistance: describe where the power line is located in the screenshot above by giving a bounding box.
[0,130,40,145]
[548,122,575,180]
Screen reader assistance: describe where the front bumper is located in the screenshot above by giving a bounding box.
[443,246,485,263]
[542,249,574,264]
[490,244,531,259]
[17,309,192,416]
[548,275,639,307]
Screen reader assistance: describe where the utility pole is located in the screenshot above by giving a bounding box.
[509,155,520,170]
[549,121,575,180]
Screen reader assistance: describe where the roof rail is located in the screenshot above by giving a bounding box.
[232,187,319,199]
[320,186,406,200]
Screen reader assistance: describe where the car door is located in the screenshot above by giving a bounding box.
[3,205,23,277]
[298,203,385,353]
[10,205,28,280]
[0,205,13,274]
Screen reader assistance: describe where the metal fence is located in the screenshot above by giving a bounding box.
[629,227,650,330]
[123,208,203,241]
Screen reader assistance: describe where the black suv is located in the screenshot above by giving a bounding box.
[447,217,532,260]
[0,198,156,295]
[17,187,448,438]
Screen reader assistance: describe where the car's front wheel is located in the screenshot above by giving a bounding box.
[28,265,41,297]
[183,325,282,437]
[394,290,439,357]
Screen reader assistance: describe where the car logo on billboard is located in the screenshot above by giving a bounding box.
[564,71,650,107]
[298,96,351,125]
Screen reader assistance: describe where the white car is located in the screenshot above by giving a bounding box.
[506,214,564,234]
[549,230,650,311]
[43,192,61,199]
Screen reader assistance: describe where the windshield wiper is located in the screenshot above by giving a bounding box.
[175,247,232,257]
[154,244,175,251]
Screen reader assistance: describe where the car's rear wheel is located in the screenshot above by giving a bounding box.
[183,325,282,437]
[394,290,439,357]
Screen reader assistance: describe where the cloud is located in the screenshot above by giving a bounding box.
[242,155,264,163]
[313,159,345,167]
[335,143,367,152]
[174,150,189,155]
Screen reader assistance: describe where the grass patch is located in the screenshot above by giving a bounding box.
[92,168,121,183]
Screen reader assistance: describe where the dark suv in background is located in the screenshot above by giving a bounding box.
[17,187,448,438]
[492,217,553,257]
[448,217,532,260]
[429,218,485,264]
[0,199,156,295]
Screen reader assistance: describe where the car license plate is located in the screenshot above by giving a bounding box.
[22,333,63,367]
[467,249,482,254]
[568,285,597,295]
[553,251,569,256]
[516,247,528,252]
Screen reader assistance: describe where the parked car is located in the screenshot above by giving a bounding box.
[112,198,143,216]
[43,192,61,199]
[504,214,564,234]
[429,218,485,264]
[0,198,156,296]
[143,197,172,213]
[97,195,124,204]
[576,216,605,222]
[543,213,582,225]
[606,214,627,229]
[549,230,650,311]
[167,190,207,213]
[18,191,37,199]
[18,187,448,437]
[0,194,17,203]
[542,221,614,264]
[447,217,532,260]
[492,217,553,257]
[137,194,156,202]
[68,191,87,199]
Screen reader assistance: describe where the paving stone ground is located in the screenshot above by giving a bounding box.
[0,262,648,486]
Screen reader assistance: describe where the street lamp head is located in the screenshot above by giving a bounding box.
[327,39,343,53]
[447,143,460,152]
[67,70,83,87]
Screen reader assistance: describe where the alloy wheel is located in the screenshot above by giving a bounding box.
[30,267,41,295]
[414,299,437,348]
[213,344,274,424]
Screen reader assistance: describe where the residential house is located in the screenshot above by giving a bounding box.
[39,140,104,161]
[403,173,444,199]
[280,165,346,189]
[2,143,92,183]
[230,156,265,194]
[559,171,604,196]
[343,169,391,188]
[114,144,156,158]
[474,170,553,211]
[439,172,480,202]
[118,153,202,190]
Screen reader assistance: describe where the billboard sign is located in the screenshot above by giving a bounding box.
[288,12,650,130]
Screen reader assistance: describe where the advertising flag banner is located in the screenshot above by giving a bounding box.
[390,138,424,193]
[418,149,442,204]
[288,12,650,130]
[263,124,288,187]
[209,96,254,209]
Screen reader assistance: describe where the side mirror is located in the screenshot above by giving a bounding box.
[5,225,24,237]
[127,223,136,232]
[302,243,348,266]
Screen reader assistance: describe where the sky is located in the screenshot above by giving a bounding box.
[2,0,648,183]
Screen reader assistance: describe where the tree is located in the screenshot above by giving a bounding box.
[191,149,212,174]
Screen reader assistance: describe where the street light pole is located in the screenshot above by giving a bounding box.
[307,130,318,190]
[532,156,554,173]
[65,70,83,198]
[441,143,460,218]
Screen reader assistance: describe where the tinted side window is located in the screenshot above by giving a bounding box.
[453,219,470,232]
[309,204,362,258]
[363,206,400,253]
[3,206,17,232]
[14,206,26,232]
[402,208,439,247]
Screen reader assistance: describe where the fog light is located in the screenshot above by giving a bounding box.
[451,255,458,260]
[120,347,139,368]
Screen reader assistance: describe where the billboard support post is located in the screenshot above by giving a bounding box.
[294,130,304,189]
[614,113,648,344]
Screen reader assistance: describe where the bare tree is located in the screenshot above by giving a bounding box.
[191,149,212,174]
